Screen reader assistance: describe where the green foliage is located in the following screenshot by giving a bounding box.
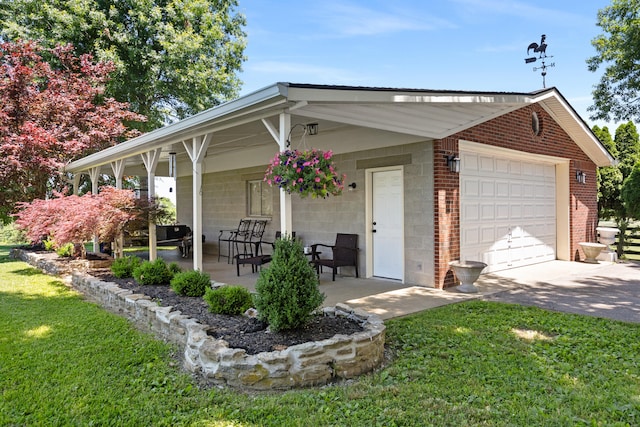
[254,237,325,332]
[110,255,142,279]
[588,1,640,123]
[622,162,640,219]
[55,242,74,258]
[204,285,253,315]
[0,223,25,244]
[156,197,176,225]
[170,270,211,297]
[0,0,247,130]
[43,238,56,252]
[132,258,174,286]
[167,262,181,275]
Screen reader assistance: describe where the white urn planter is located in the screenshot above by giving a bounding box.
[596,227,620,262]
[579,242,606,264]
[449,260,487,293]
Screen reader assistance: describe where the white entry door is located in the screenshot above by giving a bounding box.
[460,151,556,273]
[372,169,404,280]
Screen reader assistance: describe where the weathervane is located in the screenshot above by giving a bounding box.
[524,34,555,88]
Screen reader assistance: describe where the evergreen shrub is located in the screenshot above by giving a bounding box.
[133,258,174,286]
[170,270,211,297]
[110,255,141,279]
[204,286,253,315]
[254,237,325,331]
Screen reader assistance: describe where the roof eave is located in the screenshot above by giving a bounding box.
[65,83,289,173]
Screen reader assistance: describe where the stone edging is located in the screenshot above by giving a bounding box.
[10,248,386,390]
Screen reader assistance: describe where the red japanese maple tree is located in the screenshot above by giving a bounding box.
[0,40,146,223]
[15,187,156,255]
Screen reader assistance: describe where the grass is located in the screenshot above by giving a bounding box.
[1,245,640,426]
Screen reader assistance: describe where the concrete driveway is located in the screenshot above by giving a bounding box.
[480,260,640,323]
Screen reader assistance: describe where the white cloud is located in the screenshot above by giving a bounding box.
[310,1,457,37]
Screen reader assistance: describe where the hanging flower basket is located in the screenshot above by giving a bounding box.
[264,149,346,199]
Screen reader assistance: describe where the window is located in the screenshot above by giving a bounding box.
[248,179,272,217]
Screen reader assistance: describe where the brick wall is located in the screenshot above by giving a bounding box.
[433,105,598,288]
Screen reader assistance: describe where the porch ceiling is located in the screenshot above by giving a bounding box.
[65,83,615,176]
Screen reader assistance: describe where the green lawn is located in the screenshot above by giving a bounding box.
[1,245,639,426]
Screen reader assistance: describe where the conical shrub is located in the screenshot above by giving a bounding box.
[254,236,325,332]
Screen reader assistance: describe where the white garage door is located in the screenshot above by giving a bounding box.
[460,151,556,273]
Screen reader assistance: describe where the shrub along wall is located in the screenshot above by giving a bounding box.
[11,249,386,390]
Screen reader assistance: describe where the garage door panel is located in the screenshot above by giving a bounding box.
[461,151,556,273]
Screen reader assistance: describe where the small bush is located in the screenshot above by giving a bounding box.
[168,262,182,275]
[133,258,174,286]
[170,270,211,297]
[110,255,141,279]
[55,242,75,257]
[204,286,254,315]
[0,223,26,244]
[43,238,56,252]
[254,237,325,331]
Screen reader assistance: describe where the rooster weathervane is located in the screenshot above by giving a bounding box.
[524,34,555,88]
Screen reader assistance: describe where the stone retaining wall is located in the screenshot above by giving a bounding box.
[10,249,386,390]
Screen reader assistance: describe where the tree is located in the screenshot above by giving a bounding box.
[622,162,640,219]
[594,125,622,219]
[0,0,247,130]
[587,1,640,122]
[0,40,145,224]
[14,187,156,256]
[594,121,640,256]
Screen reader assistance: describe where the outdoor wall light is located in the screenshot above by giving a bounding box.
[306,123,319,136]
[168,152,177,178]
[576,170,586,184]
[446,154,461,173]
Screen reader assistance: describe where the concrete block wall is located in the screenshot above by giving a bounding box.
[177,141,436,287]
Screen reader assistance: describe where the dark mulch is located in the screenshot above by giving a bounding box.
[89,269,364,355]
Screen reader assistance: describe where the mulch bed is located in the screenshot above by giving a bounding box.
[89,268,364,355]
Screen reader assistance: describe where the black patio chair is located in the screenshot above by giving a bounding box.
[311,233,359,281]
[218,219,252,263]
[234,220,269,275]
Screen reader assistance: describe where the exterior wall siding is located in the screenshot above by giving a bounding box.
[433,105,599,289]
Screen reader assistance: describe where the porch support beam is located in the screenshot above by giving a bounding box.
[278,112,292,235]
[183,134,211,271]
[261,118,280,143]
[141,149,161,261]
[110,159,125,189]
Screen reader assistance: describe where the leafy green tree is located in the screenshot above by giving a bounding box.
[594,126,622,219]
[0,0,247,130]
[622,162,640,219]
[594,121,640,256]
[588,1,640,122]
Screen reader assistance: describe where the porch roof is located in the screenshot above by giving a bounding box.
[65,83,615,175]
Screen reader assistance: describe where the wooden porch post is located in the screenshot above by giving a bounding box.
[278,113,292,234]
[111,159,125,259]
[183,135,210,271]
[141,149,161,261]
[89,167,101,253]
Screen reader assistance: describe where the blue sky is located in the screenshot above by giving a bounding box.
[237,0,613,128]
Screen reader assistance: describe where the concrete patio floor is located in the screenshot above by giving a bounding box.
[147,247,638,321]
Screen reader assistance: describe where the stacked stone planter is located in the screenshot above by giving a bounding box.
[10,248,386,390]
